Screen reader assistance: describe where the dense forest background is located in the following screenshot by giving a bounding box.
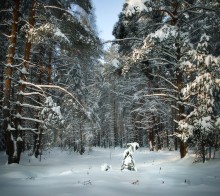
[0,0,220,164]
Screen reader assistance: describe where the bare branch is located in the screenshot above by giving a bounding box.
[177,101,197,108]
[150,74,178,90]
[0,32,11,38]
[171,105,179,111]
[102,38,143,45]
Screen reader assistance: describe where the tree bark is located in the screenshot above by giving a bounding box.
[3,0,20,164]
[177,66,187,158]
[47,48,53,85]
[13,0,36,163]
[34,49,43,158]
[148,114,155,151]
[171,2,188,158]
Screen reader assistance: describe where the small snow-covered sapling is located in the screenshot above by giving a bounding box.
[121,142,139,171]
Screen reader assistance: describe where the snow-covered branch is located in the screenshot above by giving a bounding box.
[16,103,44,110]
[144,93,178,101]
[17,116,43,123]
[142,57,178,66]
[18,91,46,98]
[44,6,76,17]
[102,38,143,45]
[19,81,85,110]
[150,74,178,90]
[18,126,39,135]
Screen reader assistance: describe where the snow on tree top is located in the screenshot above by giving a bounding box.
[123,0,151,17]
[45,96,54,107]
[111,59,119,68]
[149,25,177,42]
[125,142,139,156]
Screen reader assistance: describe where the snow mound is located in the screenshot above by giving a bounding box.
[101,163,112,171]
[59,170,72,176]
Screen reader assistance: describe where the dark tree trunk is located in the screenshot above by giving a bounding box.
[148,114,155,151]
[177,70,187,158]
[34,52,43,158]
[14,0,36,163]
[156,116,162,150]
[180,140,188,158]
[170,1,188,158]
[47,48,53,85]
[3,0,20,164]
[202,135,205,163]
[79,115,84,155]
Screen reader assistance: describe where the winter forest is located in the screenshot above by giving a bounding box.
[0,0,220,196]
[0,0,220,195]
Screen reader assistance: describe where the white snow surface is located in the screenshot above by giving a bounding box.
[0,148,220,196]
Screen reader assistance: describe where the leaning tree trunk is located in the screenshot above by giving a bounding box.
[3,0,20,164]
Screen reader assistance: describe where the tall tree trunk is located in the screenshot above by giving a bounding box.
[112,76,118,147]
[79,114,84,155]
[169,1,188,158]
[148,114,155,151]
[170,2,187,158]
[14,0,36,163]
[202,135,205,163]
[47,48,53,85]
[156,116,162,150]
[177,63,187,158]
[34,51,43,158]
[3,0,20,164]
[0,51,5,150]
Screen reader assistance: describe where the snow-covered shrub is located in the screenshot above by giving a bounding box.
[121,142,139,171]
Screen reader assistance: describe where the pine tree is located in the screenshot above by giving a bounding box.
[1,0,101,162]
[179,34,220,162]
[113,0,220,158]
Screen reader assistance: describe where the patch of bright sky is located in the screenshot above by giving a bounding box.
[92,0,125,41]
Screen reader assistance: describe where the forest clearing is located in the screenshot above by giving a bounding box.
[0,147,220,196]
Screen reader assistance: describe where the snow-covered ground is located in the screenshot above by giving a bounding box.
[0,148,220,196]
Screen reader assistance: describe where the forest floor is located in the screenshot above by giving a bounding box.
[0,147,220,196]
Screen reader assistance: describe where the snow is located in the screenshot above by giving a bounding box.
[0,148,220,196]
[112,58,120,68]
[124,0,151,16]
[54,27,70,43]
[101,163,112,171]
[149,25,177,42]
[7,124,15,131]
[21,67,29,75]
[121,142,139,171]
